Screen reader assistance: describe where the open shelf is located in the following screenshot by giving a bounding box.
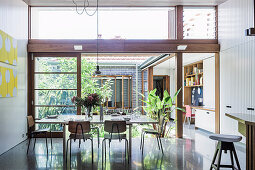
[185,85,203,88]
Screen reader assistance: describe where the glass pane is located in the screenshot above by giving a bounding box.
[109,79,116,107]
[35,90,77,105]
[123,79,128,108]
[129,79,132,108]
[35,107,76,131]
[116,79,122,108]
[35,74,77,89]
[144,81,148,91]
[35,57,77,72]
[31,7,173,39]
[183,7,216,39]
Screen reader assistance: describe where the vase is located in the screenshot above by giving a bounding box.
[100,105,104,121]
[81,106,86,115]
[87,106,92,118]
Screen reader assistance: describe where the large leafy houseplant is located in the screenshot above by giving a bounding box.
[140,88,185,137]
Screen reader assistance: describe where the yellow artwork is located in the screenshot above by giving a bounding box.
[0,66,17,97]
[0,29,17,66]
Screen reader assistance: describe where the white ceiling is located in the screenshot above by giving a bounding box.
[23,0,228,7]
[154,53,215,69]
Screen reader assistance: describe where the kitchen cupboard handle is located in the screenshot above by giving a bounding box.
[206,112,210,114]
[247,108,255,111]
[226,106,232,108]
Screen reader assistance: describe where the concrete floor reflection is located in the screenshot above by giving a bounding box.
[0,125,246,170]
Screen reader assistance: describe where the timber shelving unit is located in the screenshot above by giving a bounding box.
[184,61,203,105]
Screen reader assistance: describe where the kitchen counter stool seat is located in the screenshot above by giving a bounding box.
[209,134,242,170]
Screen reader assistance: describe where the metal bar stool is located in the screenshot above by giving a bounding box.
[209,134,242,170]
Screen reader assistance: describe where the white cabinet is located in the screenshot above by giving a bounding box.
[195,109,215,133]
[203,57,215,108]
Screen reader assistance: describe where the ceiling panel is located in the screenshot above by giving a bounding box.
[154,53,215,69]
[23,0,228,7]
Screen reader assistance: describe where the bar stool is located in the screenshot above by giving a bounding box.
[209,134,242,170]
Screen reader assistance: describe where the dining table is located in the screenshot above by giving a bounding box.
[35,114,158,165]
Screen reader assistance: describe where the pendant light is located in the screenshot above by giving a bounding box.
[94,0,101,74]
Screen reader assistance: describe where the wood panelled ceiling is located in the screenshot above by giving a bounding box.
[23,0,228,7]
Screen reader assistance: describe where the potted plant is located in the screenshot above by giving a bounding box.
[140,88,185,137]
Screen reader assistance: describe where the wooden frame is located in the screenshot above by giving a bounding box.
[28,39,219,53]
[215,52,220,133]
[175,53,183,138]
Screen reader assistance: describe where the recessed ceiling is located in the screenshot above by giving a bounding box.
[154,53,215,69]
[23,0,228,7]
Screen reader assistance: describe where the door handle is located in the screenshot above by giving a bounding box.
[247,108,254,111]
[226,106,232,108]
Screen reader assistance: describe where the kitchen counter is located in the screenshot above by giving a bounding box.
[225,112,255,170]
[189,106,215,112]
[226,112,255,125]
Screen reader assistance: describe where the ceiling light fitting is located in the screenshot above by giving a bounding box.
[177,45,188,50]
[245,0,255,36]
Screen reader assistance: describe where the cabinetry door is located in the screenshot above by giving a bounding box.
[203,57,215,108]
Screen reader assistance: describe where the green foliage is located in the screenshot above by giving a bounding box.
[36,57,113,131]
[140,88,185,121]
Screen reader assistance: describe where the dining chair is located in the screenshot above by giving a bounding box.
[66,121,94,165]
[26,115,52,155]
[102,120,129,167]
[183,105,195,126]
[140,116,166,154]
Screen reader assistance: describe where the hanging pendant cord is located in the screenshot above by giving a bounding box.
[96,0,99,67]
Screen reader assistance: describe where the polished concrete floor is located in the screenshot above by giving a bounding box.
[0,125,246,170]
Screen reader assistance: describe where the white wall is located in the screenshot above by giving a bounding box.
[153,68,170,76]
[0,0,28,155]
[218,0,255,141]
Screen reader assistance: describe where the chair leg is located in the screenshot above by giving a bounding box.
[140,131,144,150]
[210,143,219,170]
[232,146,241,170]
[70,139,72,167]
[216,146,223,170]
[105,139,107,162]
[156,135,160,150]
[45,133,48,155]
[27,137,31,155]
[66,139,69,163]
[158,136,164,154]
[102,139,105,169]
[97,129,100,148]
[91,138,94,164]
[183,115,187,125]
[126,139,129,164]
[142,133,145,154]
[230,150,235,170]
[33,137,37,150]
[50,131,53,148]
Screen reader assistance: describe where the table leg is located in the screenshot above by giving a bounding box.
[129,124,132,160]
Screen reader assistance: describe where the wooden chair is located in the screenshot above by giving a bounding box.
[66,121,93,165]
[102,120,129,167]
[140,116,166,154]
[26,115,52,155]
[183,105,195,126]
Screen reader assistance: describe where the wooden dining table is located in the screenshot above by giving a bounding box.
[35,114,158,164]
